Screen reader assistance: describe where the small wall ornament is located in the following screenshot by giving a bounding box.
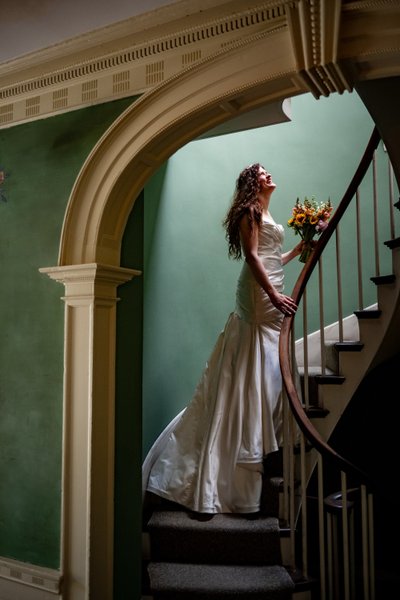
[0,168,8,203]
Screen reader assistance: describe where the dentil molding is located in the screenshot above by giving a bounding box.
[1,0,399,130]
[0,0,291,128]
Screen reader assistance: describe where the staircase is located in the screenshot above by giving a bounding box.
[142,451,315,599]
[296,245,400,447]
[289,241,400,597]
[278,128,400,599]
[142,128,400,599]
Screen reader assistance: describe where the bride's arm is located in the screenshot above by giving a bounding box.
[282,240,304,265]
[239,214,298,316]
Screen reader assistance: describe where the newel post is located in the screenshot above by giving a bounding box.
[40,263,140,600]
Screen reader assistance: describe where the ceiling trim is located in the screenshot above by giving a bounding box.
[2,0,399,130]
[0,0,292,128]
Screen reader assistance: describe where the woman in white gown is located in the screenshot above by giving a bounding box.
[147,163,304,514]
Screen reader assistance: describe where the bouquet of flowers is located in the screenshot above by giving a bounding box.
[288,196,333,263]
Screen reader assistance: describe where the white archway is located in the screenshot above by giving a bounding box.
[41,2,400,597]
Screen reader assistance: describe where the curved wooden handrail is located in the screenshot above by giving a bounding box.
[279,126,381,487]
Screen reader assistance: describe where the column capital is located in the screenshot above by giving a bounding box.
[40,263,141,303]
[40,262,141,285]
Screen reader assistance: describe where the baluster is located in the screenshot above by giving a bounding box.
[341,472,350,600]
[373,152,380,277]
[302,290,310,411]
[327,509,334,600]
[356,189,364,310]
[289,413,296,568]
[318,455,327,600]
[368,492,375,600]
[335,224,343,342]
[282,388,290,526]
[361,485,370,600]
[300,434,308,578]
[319,258,326,375]
[388,158,395,240]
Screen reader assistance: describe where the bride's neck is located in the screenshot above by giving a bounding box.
[258,192,271,215]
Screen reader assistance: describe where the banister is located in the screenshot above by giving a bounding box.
[279,126,381,488]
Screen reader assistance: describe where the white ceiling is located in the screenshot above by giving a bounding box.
[0,0,181,62]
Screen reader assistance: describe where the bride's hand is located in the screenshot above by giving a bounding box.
[270,291,298,315]
[293,240,305,256]
[295,240,316,255]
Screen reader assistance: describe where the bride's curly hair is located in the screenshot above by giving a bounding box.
[223,163,263,260]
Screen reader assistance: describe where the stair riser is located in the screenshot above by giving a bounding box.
[152,593,293,599]
[149,527,282,565]
[148,563,295,600]
[143,594,311,600]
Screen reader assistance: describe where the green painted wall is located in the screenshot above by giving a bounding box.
[115,192,144,600]
[0,80,397,595]
[142,90,399,456]
[0,97,135,568]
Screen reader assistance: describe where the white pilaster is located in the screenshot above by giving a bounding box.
[39,263,141,600]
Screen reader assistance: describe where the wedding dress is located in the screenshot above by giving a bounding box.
[147,218,288,513]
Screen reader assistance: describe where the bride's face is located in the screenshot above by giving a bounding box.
[258,167,276,192]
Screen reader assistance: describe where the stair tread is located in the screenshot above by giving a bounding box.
[298,365,336,376]
[148,510,280,533]
[354,308,382,318]
[306,406,330,418]
[334,341,364,351]
[299,365,344,383]
[384,237,400,249]
[370,273,395,285]
[148,562,294,595]
[314,374,345,384]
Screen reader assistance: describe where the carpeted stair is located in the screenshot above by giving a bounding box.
[143,451,302,599]
[148,562,294,599]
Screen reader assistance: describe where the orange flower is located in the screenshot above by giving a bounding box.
[287,196,333,263]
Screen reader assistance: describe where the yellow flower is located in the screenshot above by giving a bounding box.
[295,213,306,225]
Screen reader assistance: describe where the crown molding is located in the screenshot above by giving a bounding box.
[1,0,399,130]
[0,0,292,129]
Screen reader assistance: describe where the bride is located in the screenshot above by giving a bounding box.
[146,163,304,514]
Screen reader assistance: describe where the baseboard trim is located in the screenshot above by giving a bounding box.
[0,557,61,599]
